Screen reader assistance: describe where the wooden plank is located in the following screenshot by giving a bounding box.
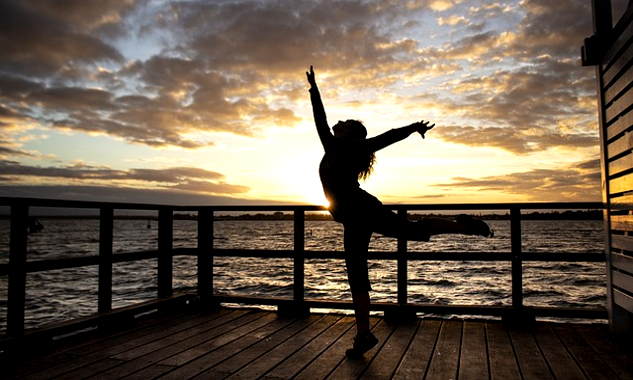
[323,319,396,380]
[262,316,354,379]
[609,173,633,196]
[485,321,521,380]
[613,270,633,294]
[425,320,462,380]
[192,314,323,379]
[610,214,633,231]
[603,12,633,84]
[610,193,633,209]
[4,311,197,379]
[48,310,254,380]
[607,129,633,159]
[392,319,441,380]
[508,328,554,380]
[552,324,619,380]
[606,106,633,141]
[221,314,341,379]
[71,310,219,355]
[458,321,489,380]
[73,310,264,379]
[573,324,633,380]
[158,312,279,367]
[15,311,224,380]
[609,151,633,176]
[359,321,419,380]
[114,363,176,380]
[157,315,303,380]
[292,317,381,380]
[613,251,633,273]
[605,89,633,124]
[533,323,585,380]
[110,310,262,361]
[605,54,633,105]
[614,288,633,313]
[611,234,633,252]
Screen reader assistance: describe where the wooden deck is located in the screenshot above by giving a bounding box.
[2,308,632,380]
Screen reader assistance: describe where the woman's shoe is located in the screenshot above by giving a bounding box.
[456,214,492,237]
[345,331,379,358]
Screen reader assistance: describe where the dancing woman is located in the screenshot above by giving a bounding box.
[307,66,490,358]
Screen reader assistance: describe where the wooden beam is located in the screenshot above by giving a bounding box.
[8,204,28,335]
[158,209,173,298]
[98,207,113,313]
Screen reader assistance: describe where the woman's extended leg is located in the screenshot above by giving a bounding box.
[372,208,491,241]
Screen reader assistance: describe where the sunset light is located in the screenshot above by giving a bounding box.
[1,0,628,205]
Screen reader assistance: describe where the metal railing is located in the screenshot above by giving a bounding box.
[0,197,606,337]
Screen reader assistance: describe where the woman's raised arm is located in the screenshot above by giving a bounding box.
[307,66,333,147]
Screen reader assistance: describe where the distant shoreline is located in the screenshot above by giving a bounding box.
[1,209,603,221]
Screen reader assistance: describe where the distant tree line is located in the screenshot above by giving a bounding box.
[11,209,602,221]
[211,209,603,221]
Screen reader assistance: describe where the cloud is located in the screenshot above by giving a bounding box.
[0,0,608,204]
[433,123,598,154]
[432,158,601,201]
[0,0,126,78]
[0,0,600,154]
[0,161,249,195]
[0,185,283,208]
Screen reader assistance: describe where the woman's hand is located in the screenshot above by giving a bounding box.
[414,120,435,139]
[306,65,316,88]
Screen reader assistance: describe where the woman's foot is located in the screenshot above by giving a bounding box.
[456,214,492,237]
[345,331,378,358]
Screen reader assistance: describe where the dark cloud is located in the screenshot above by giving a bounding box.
[412,2,599,153]
[0,185,285,208]
[434,124,598,154]
[0,0,603,153]
[0,161,249,195]
[432,158,601,201]
[0,0,126,78]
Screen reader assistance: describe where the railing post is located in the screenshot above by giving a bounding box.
[386,207,416,322]
[506,206,534,326]
[198,208,216,307]
[158,208,173,298]
[397,208,408,306]
[8,204,28,335]
[510,207,522,309]
[280,208,309,316]
[98,207,113,313]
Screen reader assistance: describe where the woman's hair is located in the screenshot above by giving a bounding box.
[358,152,376,181]
[345,120,375,181]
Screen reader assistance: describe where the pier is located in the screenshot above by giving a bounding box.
[3,307,633,380]
[1,197,631,379]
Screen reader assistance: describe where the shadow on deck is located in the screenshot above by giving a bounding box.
[1,307,632,380]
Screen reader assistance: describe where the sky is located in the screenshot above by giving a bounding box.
[0,0,628,207]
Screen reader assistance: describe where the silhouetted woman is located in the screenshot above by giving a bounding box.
[307,66,490,358]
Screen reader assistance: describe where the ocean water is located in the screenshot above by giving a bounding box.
[0,218,606,333]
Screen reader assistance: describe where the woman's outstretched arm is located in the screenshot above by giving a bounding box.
[307,66,333,147]
[364,121,435,153]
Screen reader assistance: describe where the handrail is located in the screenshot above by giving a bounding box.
[0,197,605,336]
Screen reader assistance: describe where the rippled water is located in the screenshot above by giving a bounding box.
[0,218,606,332]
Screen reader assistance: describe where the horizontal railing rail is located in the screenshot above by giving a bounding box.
[0,197,606,338]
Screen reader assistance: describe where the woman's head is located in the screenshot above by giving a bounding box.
[333,119,367,140]
[333,119,375,180]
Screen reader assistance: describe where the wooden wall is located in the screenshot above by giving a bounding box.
[584,0,633,334]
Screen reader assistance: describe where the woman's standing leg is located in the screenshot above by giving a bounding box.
[343,222,378,357]
[343,222,373,332]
